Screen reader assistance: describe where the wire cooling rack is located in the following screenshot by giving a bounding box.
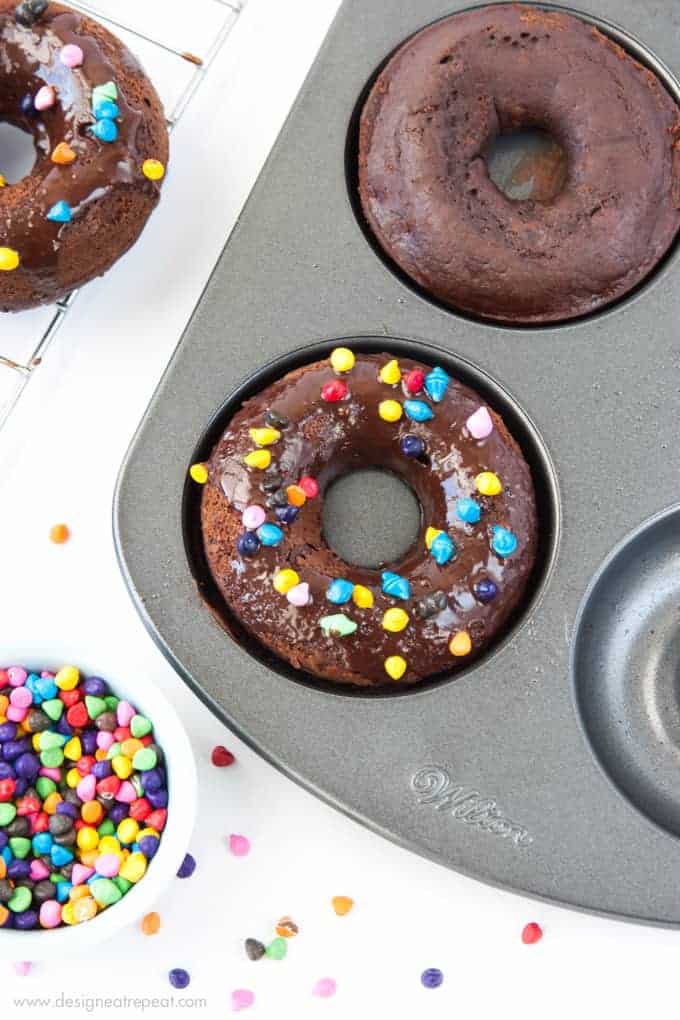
[0,0,244,428]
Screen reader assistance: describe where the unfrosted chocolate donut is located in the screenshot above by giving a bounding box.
[358,4,680,324]
[0,1,168,311]
[199,349,538,688]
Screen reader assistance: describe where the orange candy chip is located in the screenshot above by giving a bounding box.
[51,143,77,165]
[331,896,354,916]
[286,485,306,508]
[49,523,70,544]
[275,915,299,938]
[141,911,161,935]
[0,905,8,927]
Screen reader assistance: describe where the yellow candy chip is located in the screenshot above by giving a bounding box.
[273,568,300,594]
[475,471,502,497]
[63,737,82,762]
[119,851,147,884]
[69,885,90,902]
[142,158,165,181]
[352,585,374,609]
[425,526,442,550]
[378,400,402,423]
[0,175,5,187]
[66,768,80,789]
[117,818,139,845]
[98,836,122,856]
[384,655,407,680]
[379,359,401,385]
[61,902,77,926]
[55,665,79,691]
[79,848,99,868]
[32,733,41,751]
[249,427,281,447]
[382,608,409,633]
[330,347,355,373]
[189,463,208,484]
[111,754,133,780]
[244,449,271,470]
[449,630,472,657]
[76,827,99,852]
[0,247,19,271]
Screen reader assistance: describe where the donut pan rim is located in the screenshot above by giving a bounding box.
[113,0,680,926]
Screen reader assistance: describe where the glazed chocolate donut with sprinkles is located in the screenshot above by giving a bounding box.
[196,348,538,687]
[0,0,168,311]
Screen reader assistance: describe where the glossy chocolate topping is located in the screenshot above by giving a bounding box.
[358,4,680,324]
[0,1,168,310]
[200,352,538,687]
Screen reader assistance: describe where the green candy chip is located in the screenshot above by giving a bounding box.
[130,715,152,738]
[8,836,31,860]
[0,803,17,826]
[41,698,64,721]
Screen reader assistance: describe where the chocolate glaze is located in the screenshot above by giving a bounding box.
[358,4,680,325]
[0,1,168,310]
[200,353,538,687]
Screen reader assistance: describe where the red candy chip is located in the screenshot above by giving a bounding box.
[66,702,89,728]
[298,476,319,499]
[521,922,543,945]
[129,797,152,822]
[0,778,16,802]
[76,755,95,776]
[74,819,85,831]
[17,796,40,816]
[211,745,235,768]
[405,369,425,394]
[59,689,81,707]
[0,670,9,689]
[146,808,167,832]
[96,776,121,798]
[113,727,130,742]
[140,734,153,746]
[33,812,49,833]
[321,379,347,403]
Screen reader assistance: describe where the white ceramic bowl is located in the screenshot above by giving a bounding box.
[0,653,196,958]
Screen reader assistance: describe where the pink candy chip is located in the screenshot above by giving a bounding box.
[313,978,337,999]
[466,406,494,440]
[7,667,27,687]
[29,860,50,881]
[10,687,32,708]
[231,989,255,1012]
[39,901,62,929]
[60,44,84,68]
[116,780,136,803]
[34,85,56,111]
[76,774,96,802]
[242,505,266,530]
[229,834,250,857]
[71,863,94,886]
[116,700,135,727]
[13,961,32,976]
[96,730,115,751]
[7,706,27,722]
[286,582,310,607]
[39,767,61,781]
[94,854,120,878]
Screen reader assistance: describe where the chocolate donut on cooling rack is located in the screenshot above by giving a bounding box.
[0,0,168,311]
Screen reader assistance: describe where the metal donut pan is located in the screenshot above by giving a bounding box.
[113,0,680,925]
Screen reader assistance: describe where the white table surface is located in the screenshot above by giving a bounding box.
[1,1,679,1017]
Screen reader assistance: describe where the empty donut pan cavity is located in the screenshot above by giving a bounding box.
[114,0,680,925]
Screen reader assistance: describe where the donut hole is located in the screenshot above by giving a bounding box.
[483,127,568,202]
[322,469,421,569]
[0,121,38,184]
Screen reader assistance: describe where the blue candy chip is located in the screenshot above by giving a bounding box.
[326,578,354,605]
[403,400,434,423]
[91,118,118,143]
[456,498,481,524]
[256,523,284,547]
[35,675,58,701]
[55,882,72,903]
[424,366,449,403]
[430,531,456,566]
[92,98,119,121]
[46,200,72,224]
[50,844,74,868]
[31,833,53,855]
[381,571,411,600]
[491,525,518,558]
